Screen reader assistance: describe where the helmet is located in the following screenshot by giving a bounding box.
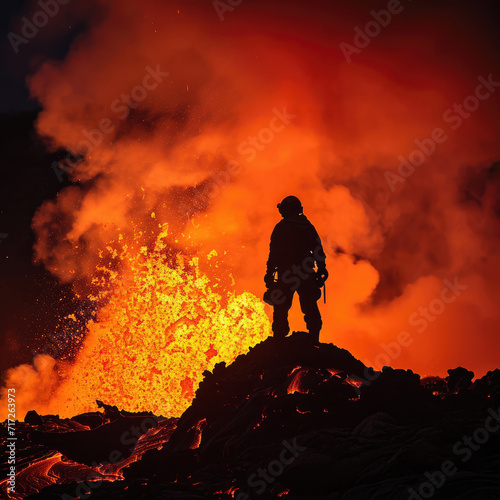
[277,196,303,216]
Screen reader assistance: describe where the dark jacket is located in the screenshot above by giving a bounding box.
[266,214,326,278]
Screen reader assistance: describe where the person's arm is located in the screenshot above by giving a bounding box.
[264,226,279,287]
[312,228,328,284]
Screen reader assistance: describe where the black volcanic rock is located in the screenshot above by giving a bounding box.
[12,332,500,499]
[446,366,475,392]
[360,366,434,421]
[472,368,500,398]
[30,409,159,466]
[162,332,368,454]
[24,410,44,425]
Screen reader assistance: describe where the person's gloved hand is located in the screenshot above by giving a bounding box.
[263,289,274,305]
[316,268,329,287]
[264,272,275,288]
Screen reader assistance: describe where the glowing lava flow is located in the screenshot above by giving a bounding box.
[286,367,310,395]
[22,223,271,418]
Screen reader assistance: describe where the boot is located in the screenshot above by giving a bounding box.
[309,329,320,346]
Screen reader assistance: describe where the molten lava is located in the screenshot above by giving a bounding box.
[3,225,270,419]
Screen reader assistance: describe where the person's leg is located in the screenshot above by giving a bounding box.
[272,288,294,343]
[298,278,322,344]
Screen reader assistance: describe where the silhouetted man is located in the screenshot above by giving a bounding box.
[264,196,328,345]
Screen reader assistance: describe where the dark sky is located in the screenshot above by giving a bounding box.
[0,0,32,111]
[0,0,87,373]
[0,0,90,112]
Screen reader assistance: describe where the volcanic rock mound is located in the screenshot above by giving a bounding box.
[3,331,500,499]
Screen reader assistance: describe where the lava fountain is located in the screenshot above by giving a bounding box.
[2,222,270,418]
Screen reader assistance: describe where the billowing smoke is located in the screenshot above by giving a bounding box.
[3,0,500,417]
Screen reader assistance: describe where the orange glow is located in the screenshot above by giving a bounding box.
[189,418,207,449]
